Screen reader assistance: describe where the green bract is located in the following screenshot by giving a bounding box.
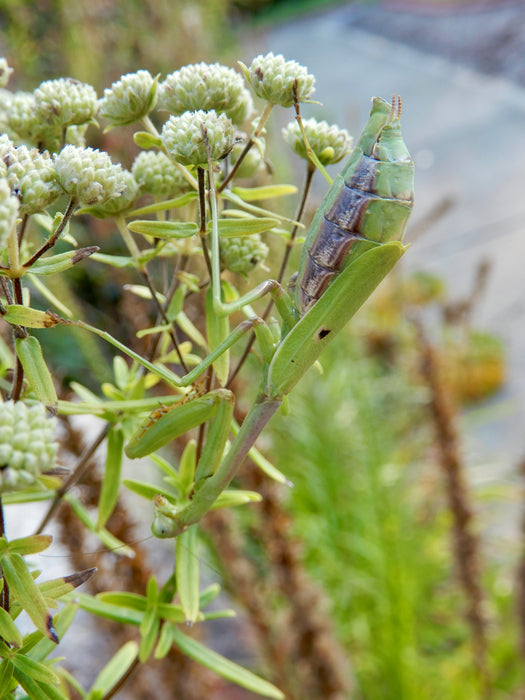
[282,117,353,166]
[240,52,315,108]
[54,145,127,206]
[161,109,235,167]
[99,70,157,127]
[132,150,188,196]
[0,400,58,492]
[159,62,253,126]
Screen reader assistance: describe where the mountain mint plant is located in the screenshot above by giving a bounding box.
[0,51,413,699]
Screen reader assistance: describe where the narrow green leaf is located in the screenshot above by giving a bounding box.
[70,592,143,625]
[154,622,175,659]
[15,336,57,408]
[1,552,58,643]
[165,284,185,322]
[55,667,87,699]
[155,602,187,624]
[36,680,71,700]
[199,583,221,609]
[97,592,147,611]
[231,184,297,201]
[133,131,162,149]
[11,653,59,685]
[129,191,198,216]
[3,305,60,329]
[174,310,207,348]
[27,247,98,275]
[211,490,262,510]
[7,535,53,556]
[138,607,160,662]
[0,606,23,647]
[0,659,13,696]
[128,220,198,239]
[96,426,124,530]
[210,217,279,238]
[122,478,174,502]
[88,641,138,698]
[172,627,285,699]
[176,525,200,625]
[91,252,134,268]
[202,609,236,621]
[38,569,96,602]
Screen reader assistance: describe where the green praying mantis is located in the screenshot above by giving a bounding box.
[118,94,414,539]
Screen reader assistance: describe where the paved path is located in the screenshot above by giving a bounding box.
[261,3,525,521]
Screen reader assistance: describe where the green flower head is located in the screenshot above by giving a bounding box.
[5,144,61,215]
[159,62,253,126]
[0,178,19,247]
[282,117,353,166]
[34,78,98,129]
[99,70,157,127]
[240,53,315,108]
[161,109,235,167]
[220,233,269,275]
[0,400,58,492]
[54,145,127,206]
[132,150,188,197]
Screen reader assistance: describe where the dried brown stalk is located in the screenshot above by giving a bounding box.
[417,323,490,697]
[56,416,220,700]
[204,465,353,700]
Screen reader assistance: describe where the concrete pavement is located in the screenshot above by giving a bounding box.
[261,3,525,527]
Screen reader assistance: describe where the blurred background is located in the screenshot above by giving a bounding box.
[3,0,525,698]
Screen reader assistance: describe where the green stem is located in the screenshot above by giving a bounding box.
[164,394,282,537]
[115,216,189,372]
[35,423,111,534]
[22,197,76,268]
[218,101,274,193]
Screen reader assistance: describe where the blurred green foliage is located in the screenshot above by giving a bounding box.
[270,325,522,698]
[0,0,234,90]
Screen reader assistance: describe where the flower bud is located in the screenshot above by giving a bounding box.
[229,138,266,179]
[240,53,315,108]
[161,110,235,167]
[220,233,269,275]
[282,117,353,166]
[85,169,139,218]
[5,144,61,215]
[132,150,188,197]
[0,399,58,492]
[54,145,127,206]
[8,92,38,143]
[99,70,157,127]
[34,78,98,129]
[0,178,19,248]
[159,63,253,126]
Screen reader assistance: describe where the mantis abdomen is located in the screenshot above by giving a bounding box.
[296,96,414,314]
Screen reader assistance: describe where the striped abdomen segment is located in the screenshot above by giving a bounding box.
[296,103,414,315]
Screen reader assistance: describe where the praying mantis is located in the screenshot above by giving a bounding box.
[122,94,414,538]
